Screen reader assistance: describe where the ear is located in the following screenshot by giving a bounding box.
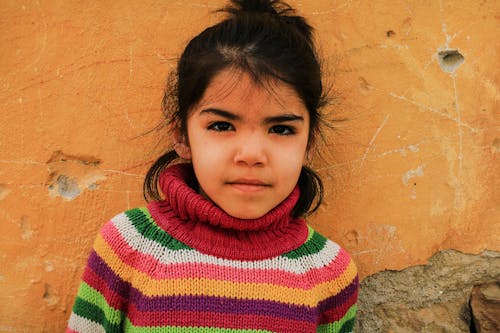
[174,142,191,160]
[172,127,192,160]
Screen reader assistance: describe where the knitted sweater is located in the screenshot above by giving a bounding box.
[67,164,358,333]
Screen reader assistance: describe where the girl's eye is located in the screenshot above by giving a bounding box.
[269,125,295,135]
[208,121,234,132]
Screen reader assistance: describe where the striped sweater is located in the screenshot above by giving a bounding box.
[67,164,358,332]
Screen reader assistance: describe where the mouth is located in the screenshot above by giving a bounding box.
[226,179,271,192]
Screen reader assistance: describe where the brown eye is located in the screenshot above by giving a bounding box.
[208,122,234,131]
[269,125,295,135]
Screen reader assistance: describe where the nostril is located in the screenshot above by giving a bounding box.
[234,150,267,166]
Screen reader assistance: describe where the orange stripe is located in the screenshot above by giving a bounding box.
[101,222,351,288]
[94,234,357,307]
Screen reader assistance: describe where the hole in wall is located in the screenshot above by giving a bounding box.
[46,151,105,201]
[386,30,396,38]
[437,50,464,73]
[52,175,81,200]
[345,230,359,247]
[492,138,500,153]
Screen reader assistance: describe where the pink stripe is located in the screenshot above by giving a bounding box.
[66,329,78,333]
[102,222,351,288]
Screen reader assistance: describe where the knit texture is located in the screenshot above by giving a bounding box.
[67,164,358,333]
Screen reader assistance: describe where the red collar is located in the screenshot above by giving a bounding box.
[147,163,308,260]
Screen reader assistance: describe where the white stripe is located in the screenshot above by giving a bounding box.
[68,313,106,333]
[110,212,341,275]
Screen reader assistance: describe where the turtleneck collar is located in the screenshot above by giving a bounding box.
[147,163,309,260]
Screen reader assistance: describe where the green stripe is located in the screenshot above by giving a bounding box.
[124,208,191,250]
[338,319,356,333]
[281,229,327,259]
[306,226,315,241]
[123,318,273,333]
[72,297,123,333]
[77,282,124,325]
[317,304,357,333]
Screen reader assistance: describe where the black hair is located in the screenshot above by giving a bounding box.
[144,0,327,217]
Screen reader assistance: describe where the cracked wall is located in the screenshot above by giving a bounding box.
[0,0,498,331]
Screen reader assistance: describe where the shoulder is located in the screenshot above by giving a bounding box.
[286,226,357,278]
[97,207,151,238]
[93,207,154,254]
[96,206,189,255]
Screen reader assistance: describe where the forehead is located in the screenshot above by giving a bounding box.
[195,69,307,114]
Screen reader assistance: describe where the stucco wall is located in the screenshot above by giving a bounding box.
[0,1,498,331]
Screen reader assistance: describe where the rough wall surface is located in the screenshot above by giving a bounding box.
[356,250,500,332]
[0,1,498,331]
[470,281,500,333]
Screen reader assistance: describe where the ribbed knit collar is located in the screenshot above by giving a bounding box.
[147,163,309,260]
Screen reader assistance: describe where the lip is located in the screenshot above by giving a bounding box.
[226,179,271,192]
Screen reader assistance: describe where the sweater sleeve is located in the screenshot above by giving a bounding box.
[67,217,132,333]
[316,247,359,333]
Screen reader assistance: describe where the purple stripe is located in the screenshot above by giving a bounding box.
[87,251,130,298]
[129,288,317,322]
[318,276,359,312]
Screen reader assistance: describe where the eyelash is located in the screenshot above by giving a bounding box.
[269,125,296,135]
[207,121,234,132]
[207,122,296,136]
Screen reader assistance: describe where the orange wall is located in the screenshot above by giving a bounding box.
[0,1,498,331]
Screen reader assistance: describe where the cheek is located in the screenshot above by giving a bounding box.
[189,135,226,163]
[187,131,229,180]
[275,146,307,178]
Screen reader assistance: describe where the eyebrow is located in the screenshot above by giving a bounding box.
[200,108,241,121]
[199,108,304,124]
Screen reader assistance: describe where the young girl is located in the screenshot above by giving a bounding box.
[67,1,358,332]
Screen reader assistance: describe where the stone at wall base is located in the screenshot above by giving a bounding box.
[470,282,500,333]
[356,250,500,333]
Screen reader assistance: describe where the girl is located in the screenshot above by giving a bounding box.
[67,0,358,332]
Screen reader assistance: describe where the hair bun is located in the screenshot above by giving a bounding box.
[222,0,294,16]
[220,0,312,39]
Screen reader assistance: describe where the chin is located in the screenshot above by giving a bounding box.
[226,208,269,220]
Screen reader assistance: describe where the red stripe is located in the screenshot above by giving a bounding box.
[319,290,358,324]
[126,302,315,331]
[82,264,127,311]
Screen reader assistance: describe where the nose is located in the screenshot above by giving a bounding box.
[233,134,267,167]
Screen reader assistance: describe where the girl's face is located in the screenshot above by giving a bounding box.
[176,69,310,219]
